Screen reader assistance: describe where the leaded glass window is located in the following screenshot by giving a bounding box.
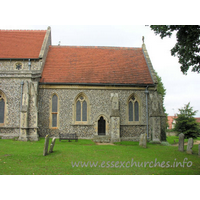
[0,98,5,123]
[52,114,57,127]
[52,94,58,127]
[52,95,58,113]
[76,96,87,122]
[82,101,87,121]
[129,101,133,121]
[128,96,139,122]
[134,101,139,121]
[76,100,81,121]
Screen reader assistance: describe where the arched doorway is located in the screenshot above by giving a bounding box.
[98,116,106,135]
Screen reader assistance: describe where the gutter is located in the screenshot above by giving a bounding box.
[39,82,155,87]
[19,81,24,137]
[145,86,149,139]
[0,58,40,60]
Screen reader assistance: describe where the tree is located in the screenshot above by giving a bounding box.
[174,102,199,138]
[150,25,200,74]
[155,71,168,140]
[155,71,166,112]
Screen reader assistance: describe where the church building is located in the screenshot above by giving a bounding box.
[0,26,165,143]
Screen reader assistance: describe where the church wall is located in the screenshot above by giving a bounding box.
[0,60,42,71]
[0,78,22,138]
[38,87,149,140]
[0,59,42,139]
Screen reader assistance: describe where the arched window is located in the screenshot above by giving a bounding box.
[128,96,139,122]
[76,96,87,122]
[0,91,7,125]
[0,97,5,124]
[51,94,58,128]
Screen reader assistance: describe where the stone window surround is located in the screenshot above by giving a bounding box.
[127,93,142,125]
[49,93,59,129]
[14,62,23,70]
[76,95,87,122]
[72,92,91,125]
[0,90,7,127]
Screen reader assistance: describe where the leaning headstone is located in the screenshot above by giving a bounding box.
[198,144,200,157]
[186,138,193,154]
[178,133,184,152]
[49,137,56,153]
[139,134,147,148]
[43,135,50,156]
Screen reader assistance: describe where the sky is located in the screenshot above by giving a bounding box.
[1,24,199,117]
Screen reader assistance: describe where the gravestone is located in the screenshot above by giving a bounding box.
[43,134,50,156]
[49,137,56,153]
[186,138,193,154]
[139,134,147,148]
[178,133,184,152]
[198,144,200,157]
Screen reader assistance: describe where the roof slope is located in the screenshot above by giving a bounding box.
[40,46,154,85]
[0,30,46,59]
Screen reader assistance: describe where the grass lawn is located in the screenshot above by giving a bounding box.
[166,136,200,145]
[0,138,200,175]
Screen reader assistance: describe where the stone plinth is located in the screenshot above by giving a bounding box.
[178,133,184,152]
[139,134,147,148]
[49,137,56,153]
[186,138,193,154]
[43,135,50,156]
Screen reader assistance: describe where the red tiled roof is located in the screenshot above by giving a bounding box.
[167,116,177,129]
[0,30,46,59]
[196,118,200,123]
[168,116,200,129]
[40,46,154,85]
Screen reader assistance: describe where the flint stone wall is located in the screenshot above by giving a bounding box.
[0,77,40,139]
[0,78,22,136]
[38,88,158,140]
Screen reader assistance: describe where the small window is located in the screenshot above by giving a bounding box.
[134,101,139,121]
[0,92,6,125]
[128,95,139,122]
[76,100,81,121]
[82,101,87,121]
[75,96,87,122]
[0,98,5,123]
[129,101,133,121]
[51,94,58,128]
[15,63,22,70]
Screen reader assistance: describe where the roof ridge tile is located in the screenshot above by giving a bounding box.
[49,45,142,50]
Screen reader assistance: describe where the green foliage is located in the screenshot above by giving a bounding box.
[154,71,168,134]
[155,71,166,104]
[150,25,200,74]
[174,102,199,138]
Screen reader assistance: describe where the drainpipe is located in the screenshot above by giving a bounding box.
[19,81,24,139]
[28,59,31,70]
[20,81,24,110]
[145,86,149,139]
